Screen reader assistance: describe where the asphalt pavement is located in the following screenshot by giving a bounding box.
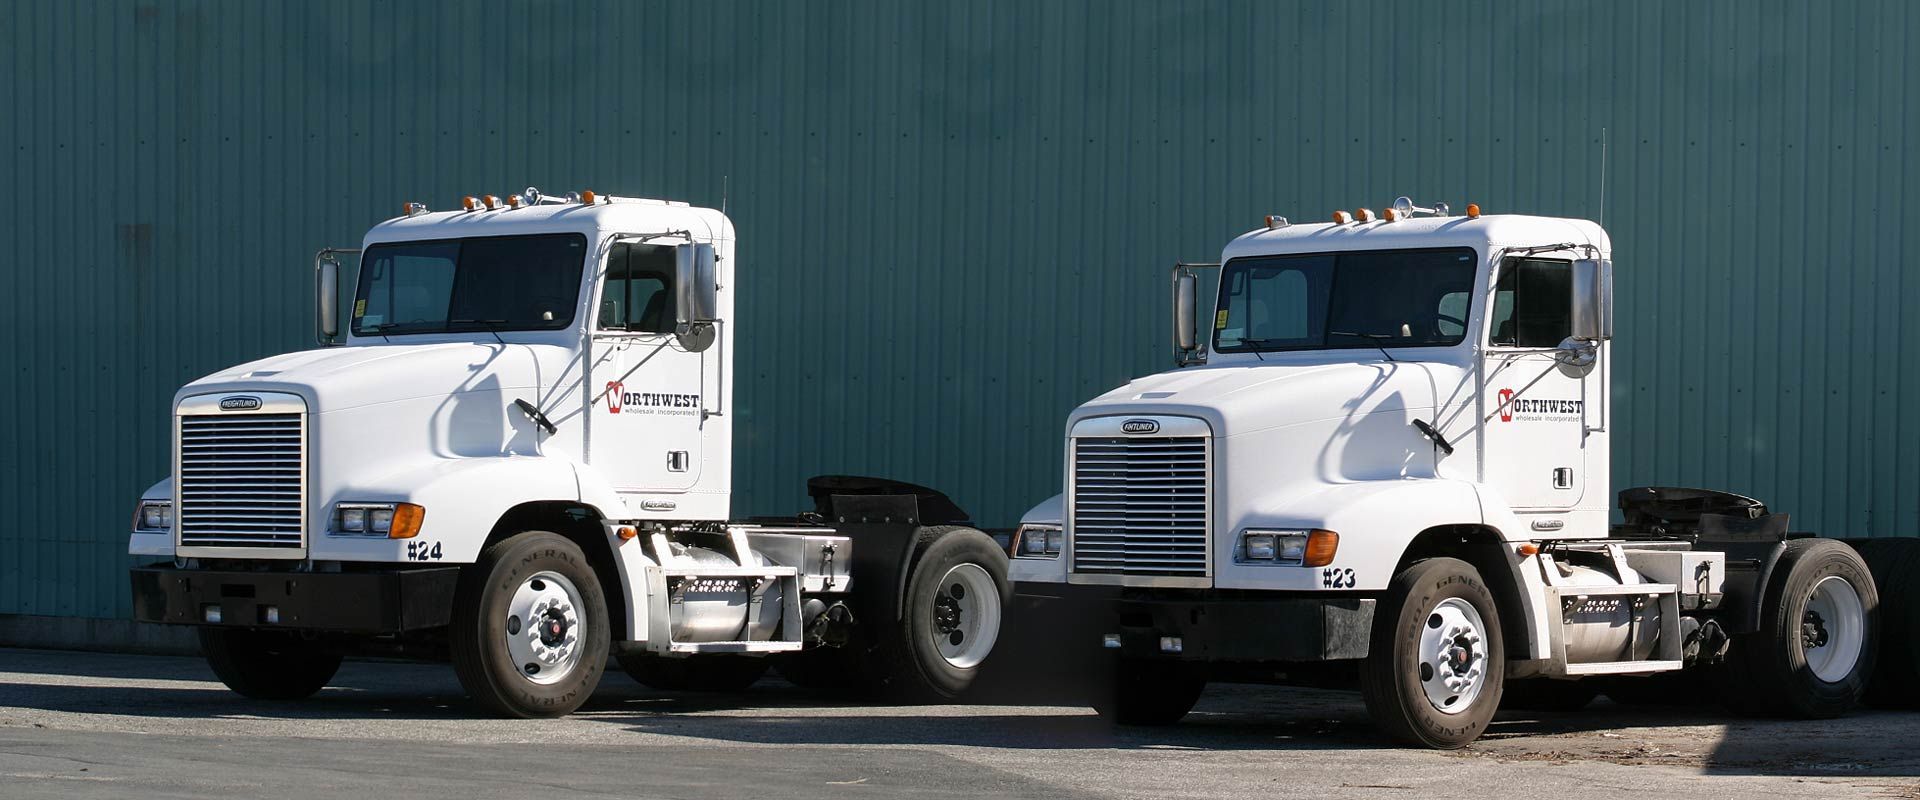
[1,648,1916,799]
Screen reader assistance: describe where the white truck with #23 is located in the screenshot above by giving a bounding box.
[1010,198,1886,748]
[128,188,1010,717]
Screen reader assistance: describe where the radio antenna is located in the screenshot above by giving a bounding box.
[721,175,729,215]
[1598,127,1608,227]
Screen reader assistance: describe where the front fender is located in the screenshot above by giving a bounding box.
[322,456,587,563]
[1217,478,1485,592]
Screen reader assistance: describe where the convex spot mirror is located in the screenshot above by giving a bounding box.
[1570,258,1613,341]
[675,242,719,352]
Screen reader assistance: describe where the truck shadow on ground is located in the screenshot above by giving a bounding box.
[4,650,1916,777]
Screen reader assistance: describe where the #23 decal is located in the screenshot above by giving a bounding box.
[1321,567,1356,588]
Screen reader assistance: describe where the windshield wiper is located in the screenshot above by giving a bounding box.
[450,318,510,345]
[1327,330,1397,363]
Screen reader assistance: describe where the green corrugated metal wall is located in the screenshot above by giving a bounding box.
[6,1,1917,619]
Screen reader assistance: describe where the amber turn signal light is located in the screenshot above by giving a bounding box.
[387,503,426,539]
[1304,529,1340,567]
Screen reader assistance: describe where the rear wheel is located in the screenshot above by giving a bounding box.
[1091,657,1206,726]
[876,527,1010,700]
[450,531,611,718]
[1360,557,1505,749]
[198,628,341,700]
[1723,538,1876,718]
[1845,538,1920,708]
[619,653,768,692]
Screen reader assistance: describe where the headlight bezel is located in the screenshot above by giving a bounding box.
[1236,528,1338,566]
[1014,523,1064,559]
[331,502,426,539]
[134,500,173,532]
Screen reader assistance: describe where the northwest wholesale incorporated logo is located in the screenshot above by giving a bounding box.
[1495,388,1584,423]
[605,381,700,416]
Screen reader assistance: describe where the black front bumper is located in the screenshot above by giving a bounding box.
[1012,582,1375,663]
[131,565,460,634]
[1113,593,1375,662]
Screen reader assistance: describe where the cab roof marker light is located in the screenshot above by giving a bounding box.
[1466,203,1482,219]
[483,195,500,210]
[403,202,428,217]
[581,189,598,205]
[1382,207,1398,222]
[461,196,478,212]
[1265,214,1290,230]
[506,194,522,209]
[1355,208,1376,223]
[1331,210,1352,224]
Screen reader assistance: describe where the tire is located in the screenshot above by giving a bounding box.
[619,652,769,692]
[875,526,1011,701]
[450,531,611,718]
[198,628,342,701]
[1723,538,1877,718]
[1500,678,1597,712]
[1091,657,1206,726]
[1844,538,1920,709]
[1360,557,1506,749]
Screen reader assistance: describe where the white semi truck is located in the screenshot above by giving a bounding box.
[1010,199,1881,748]
[127,188,1010,717]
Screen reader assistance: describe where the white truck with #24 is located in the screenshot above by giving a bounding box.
[127,188,1010,717]
[1010,198,1888,748]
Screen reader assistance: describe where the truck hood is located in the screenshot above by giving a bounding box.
[1071,358,1472,438]
[177,343,563,413]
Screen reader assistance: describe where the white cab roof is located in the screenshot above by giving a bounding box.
[1222,214,1610,261]
[364,199,734,247]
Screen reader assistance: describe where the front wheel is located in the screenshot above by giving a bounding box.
[198,628,342,700]
[1091,657,1206,726]
[1359,557,1505,749]
[450,531,611,718]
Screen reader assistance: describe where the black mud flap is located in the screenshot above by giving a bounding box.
[825,491,934,625]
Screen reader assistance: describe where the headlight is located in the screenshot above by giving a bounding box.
[333,502,426,539]
[1238,529,1337,566]
[134,501,172,531]
[1015,524,1063,558]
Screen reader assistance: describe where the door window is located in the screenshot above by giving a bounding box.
[598,243,676,333]
[1488,258,1572,347]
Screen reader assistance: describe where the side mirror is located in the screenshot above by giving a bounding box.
[1170,262,1219,367]
[1570,258,1613,341]
[675,242,719,351]
[1174,272,1198,352]
[314,249,353,345]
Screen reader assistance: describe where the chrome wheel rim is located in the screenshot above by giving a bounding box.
[504,570,585,686]
[931,563,1001,669]
[1804,575,1865,684]
[1418,597,1488,715]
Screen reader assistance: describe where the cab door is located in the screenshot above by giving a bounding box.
[589,240,705,491]
[1482,257,1592,509]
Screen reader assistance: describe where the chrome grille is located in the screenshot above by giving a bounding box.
[1070,435,1209,577]
[177,412,305,549]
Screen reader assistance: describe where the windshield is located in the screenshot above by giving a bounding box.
[352,233,587,336]
[1213,247,1478,353]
